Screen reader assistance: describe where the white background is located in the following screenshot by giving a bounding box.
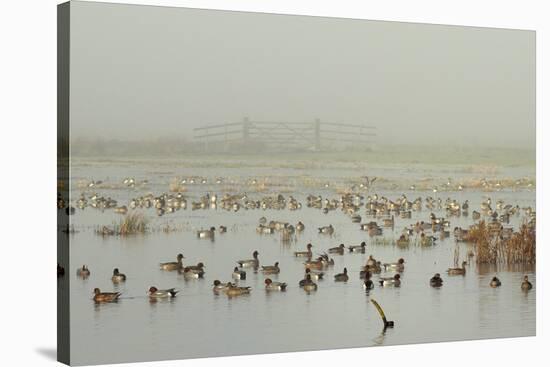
[0,0,546,366]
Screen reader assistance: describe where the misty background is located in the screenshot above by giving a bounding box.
[69,1,535,153]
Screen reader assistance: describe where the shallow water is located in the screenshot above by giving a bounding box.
[63,159,535,366]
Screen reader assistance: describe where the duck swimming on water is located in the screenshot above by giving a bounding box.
[237,251,259,268]
[111,268,126,283]
[160,254,184,271]
[383,258,405,272]
[521,275,532,290]
[77,265,90,278]
[490,276,502,288]
[232,267,246,280]
[348,242,367,253]
[430,273,443,287]
[93,288,121,303]
[328,243,345,255]
[294,244,313,258]
[264,278,287,291]
[301,274,318,292]
[261,262,280,274]
[148,286,178,298]
[447,261,467,275]
[334,268,349,282]
[379,274,401,287]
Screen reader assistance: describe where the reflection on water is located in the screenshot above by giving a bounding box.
[66,160,535,366]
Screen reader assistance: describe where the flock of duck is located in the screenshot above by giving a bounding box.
[71,237,533,304]
[58,176,535,305]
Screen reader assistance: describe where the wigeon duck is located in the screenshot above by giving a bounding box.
[301,274,318,292]
[265,278,287,291]
[490,276,501,288]
[383,215,395,227]
[334,268,349,282]
[363,256,382,274]
[148,286,178,298]
[111,268,126,283]
[366,255,377,267]
[180,267,205,280]
[383,258,405,272]
[348,242,367,253]
[237,251,259,268]
[304,258,324,270]
[159,254,184,271]
[261,262,280,274]
[183,262,205,272]
[225,284,251,297]
[93,288,121,303]
[396,234,410,247]
[360,269,372,280]
[197,227,215,239]
[319,253,335,266]
[328,243,345,255]
[232,267,246,280]
[77,265,90,278]
[521,275,533,290]
[363,278,374,290]
[301,268,324,283]
[318,225,334,235]
[447,261,467,275]
[379,274,401,287]
[430,273,443,287]
[212,280,233,293]
[294,244,313,257]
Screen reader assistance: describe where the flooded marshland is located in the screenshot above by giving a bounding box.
[60,155,535,366]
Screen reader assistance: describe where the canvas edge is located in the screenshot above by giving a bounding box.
[57,1,71,365]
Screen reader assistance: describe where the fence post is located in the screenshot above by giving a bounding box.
[243,117,251,145]
[314,118,321,151]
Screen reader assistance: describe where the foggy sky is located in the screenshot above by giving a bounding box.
[69,1,535,147]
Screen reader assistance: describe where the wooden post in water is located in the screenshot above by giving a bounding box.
[371,299,394,330]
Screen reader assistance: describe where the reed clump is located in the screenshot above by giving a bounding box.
[97,212,148,236]
[117,212,148,235]
[468,220,535,264]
